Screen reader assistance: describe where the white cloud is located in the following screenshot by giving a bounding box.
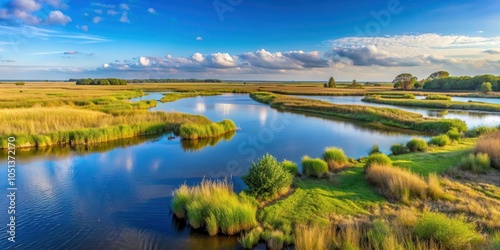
[119,3,129,10]
[147,8,157,15]
[192,53,204,62]
[94,9,103,14]
[107,9,118,15]
[91,3,115,8]
[92,16,102,24]
[119,11,129,23]
[195,36,203,41]
[45,10,71,25]
[139,56,150,66]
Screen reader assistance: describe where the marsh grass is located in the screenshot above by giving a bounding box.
[366,164,429,203]
[179,119,236,139]
[429,134,451,147]
[160,92,223,102]
[458,153,491,174]
[322,147,349,171]
[425,94,452,101]
[251,92,467,134]
[294,224,329,250]
[364,95,500,113]
[475,131,500,169]
[364,153,392,169]
[415,212,482,249]
[302,156,329,178]
[171,179,257,236]
[391,143,409,155]
[407,138,429,152]
[282,160,299,176]
[239,227,262,249]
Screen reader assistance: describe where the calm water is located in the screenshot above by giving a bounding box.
[298,95,500,128]
[1,93,431,250]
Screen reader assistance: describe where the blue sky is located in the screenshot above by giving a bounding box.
[0,0,499,80]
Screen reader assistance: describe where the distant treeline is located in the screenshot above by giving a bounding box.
[126,79,222,83]
[75,78,127,85]
[423,75,500,91]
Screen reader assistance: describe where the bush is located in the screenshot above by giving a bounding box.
[242,154,294,199]
[302,156,328,178]
[15,82,25,86]
[426,94,451,101]
[415,212,482,249]
[465,126,497,138]
[403,93,416,99]
[281,160,299,176]
[390,143,408,155]
[322,147,348,171]
[476,131,500,169]
[429,134,451,147]
[368,144,380,155]
[406,138,428,152]
[364,153,392,169]
[366,164,427,203]
[171,180,257,236]
[458,153,491,174]
[446,128,461,141]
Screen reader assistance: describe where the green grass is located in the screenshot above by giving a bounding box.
[179,119,237,139]
[282,160,299,176]
[258,167,385,232]
[415,212,482,249]
[322,147,349,171]
[391,138,477,175]
[363,95,500,113]
[425,94,452,101]
[429,134,451,147]
[406,138,429,152]
[239,227,262,249]
[390,143,409,155]
[251,92,467,134]
[171,179,257,236]
[302,156,329,178]
[458,153,492,174]
[364,153,392,169]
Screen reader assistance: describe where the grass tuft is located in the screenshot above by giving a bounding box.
[475,130,500,169]
[429,134,451,147]
[406,138,428,152]
[302,156,329,178]
[322,147,349,171]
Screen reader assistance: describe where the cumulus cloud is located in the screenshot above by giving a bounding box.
[0,0,71,25]
[192,53,204,63]
[139,56,150,66]
[327,34,500,68]
[46,10,71,25]
[240,49,329,69]
[91,2,115,8]
[147,8,157,15]
[195,36,203,41]
[94,9,103,14]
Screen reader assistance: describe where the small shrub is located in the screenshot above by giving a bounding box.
[476,131,500,169]
[426,94,451,101]
[429,134,450,147]
[415,212,482,249]
[364,153,392,169]
[390,143,408,155]
[266,230,284,250]
[302,156,328,178]
[458,153,491,174]
[368,144,380,155]
[322,147,348,171]
[15,82,25,86]
[446,128,461,141]
[406,138,428,152]
[366,164,427,202]
[403,93,416,99]
[281,160,299,176]
[242,154,294,199]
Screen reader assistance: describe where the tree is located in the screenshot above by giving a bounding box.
[352,79,358,88]
[328,77,336,88]
[427,71,450,81]
[393,73,417,90]
[242,154,293,199]
[481,82,492,94]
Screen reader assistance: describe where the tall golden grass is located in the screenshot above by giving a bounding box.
[475,130,500,169]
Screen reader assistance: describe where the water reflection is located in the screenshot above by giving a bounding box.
[181,131,236,152]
